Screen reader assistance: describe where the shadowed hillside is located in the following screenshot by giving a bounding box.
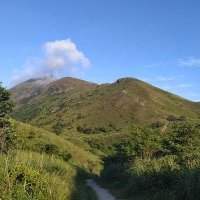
[0,119,101,199]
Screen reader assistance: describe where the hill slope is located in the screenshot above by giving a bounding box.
[0,119,101,199]
[10,77,54,107]
[10,77,200,134]
[14,120,102,173]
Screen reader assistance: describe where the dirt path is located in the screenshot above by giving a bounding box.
[86,179,117,200]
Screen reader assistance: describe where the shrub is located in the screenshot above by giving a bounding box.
[151,121,164,128]
[167,115,178,122]
[59,151,72,162]
[40,144,59,155]
[0,84,15,153]
[77,126,93,134]
[52,120,65,135]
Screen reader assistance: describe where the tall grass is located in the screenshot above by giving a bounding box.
[0,151,74,199]
[0,151,98,200]
[14,120,102,175]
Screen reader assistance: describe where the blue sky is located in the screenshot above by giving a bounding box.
[0,0,200,101]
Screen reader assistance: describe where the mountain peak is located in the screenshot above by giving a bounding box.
[22,76,55,86]
[47,77,97,88]
[116,77,137,82]
[10,76,55,106]
[10,76,200,133]
[114,77,145,85]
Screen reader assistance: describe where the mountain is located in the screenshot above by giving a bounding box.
[5,77,200,200]
[10,77,54,108]
[10,77,200,134]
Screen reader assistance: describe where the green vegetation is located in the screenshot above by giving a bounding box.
[14,120,102,173]
[0,151,98,200]
[95,120,200,200]
[10,77,200,135]
[8,120,101,199]
[2,77,200,199]
[0,83,100,200]
[0,83,15,153]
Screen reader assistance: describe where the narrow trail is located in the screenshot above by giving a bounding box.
[86,179,117,200]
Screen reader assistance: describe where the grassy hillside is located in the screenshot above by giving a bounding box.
[7,77,200,200]
[11,77,200,134]
[3,119,200,200]
[0,120,102,200]
[14,120,102,173]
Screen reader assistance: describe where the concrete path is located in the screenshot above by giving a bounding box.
[86,179,116,200]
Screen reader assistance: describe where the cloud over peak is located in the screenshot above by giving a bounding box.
[12,39,91,85]
[44,39,90,69]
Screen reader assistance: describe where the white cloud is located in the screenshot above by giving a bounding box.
[178,57,200,67]
[44,39,90,69]
[12,39,91,85]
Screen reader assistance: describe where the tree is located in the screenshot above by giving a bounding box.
[0,83,15,153]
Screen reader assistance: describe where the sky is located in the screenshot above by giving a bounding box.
[0,0,200,101]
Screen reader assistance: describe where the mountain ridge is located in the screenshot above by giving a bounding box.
[10,76,200,134]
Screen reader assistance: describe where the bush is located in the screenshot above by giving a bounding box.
[167,115,178,122]
[151,121,164,128]
[40,144,59,155]
[59,151,72,162]
[77,126,107,134]
[0,84,15,153]
[99,120,200,200]
[77,126,93,134]
[52,120,65,135]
